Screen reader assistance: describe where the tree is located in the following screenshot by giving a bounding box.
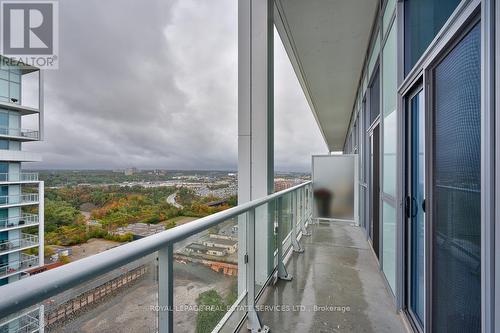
[195,289,227,333]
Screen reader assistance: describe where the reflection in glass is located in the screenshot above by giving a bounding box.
[432,23,481,332]
[404,0,461,75]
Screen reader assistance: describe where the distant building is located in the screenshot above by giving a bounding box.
[124,167,138,176]
[202,235,238,254]
[185,243,227,257]
[113,222,164,239]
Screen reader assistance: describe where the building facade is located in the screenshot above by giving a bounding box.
[0,57,44,332]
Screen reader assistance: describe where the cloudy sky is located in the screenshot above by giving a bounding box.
[27,0,327,172]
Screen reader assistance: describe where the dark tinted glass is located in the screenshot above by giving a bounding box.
[432,23,481,333]
[404,0,461,75]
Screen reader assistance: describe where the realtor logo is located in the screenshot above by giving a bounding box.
[0,1,59,69]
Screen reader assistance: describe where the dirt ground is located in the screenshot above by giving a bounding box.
[52,261,236,333]
[70,239,122,262]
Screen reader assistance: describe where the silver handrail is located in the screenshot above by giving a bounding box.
[0,127,39,139]
[0,181,312,324]
[0,173,39,182]
[0,194,39,206]
[0,213,39,229]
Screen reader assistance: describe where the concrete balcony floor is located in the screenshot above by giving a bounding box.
[248,222,407,333]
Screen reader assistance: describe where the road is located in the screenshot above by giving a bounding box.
[166,192,183,209]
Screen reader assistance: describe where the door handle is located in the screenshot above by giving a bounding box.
[405,196,411,218]
[422,199,426,213]
[411,197,418,218]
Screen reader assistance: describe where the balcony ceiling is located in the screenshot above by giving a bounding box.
[274,0,378,151]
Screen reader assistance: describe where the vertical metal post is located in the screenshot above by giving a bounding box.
[38,181,44,267]
[300,187,311,236]
[277,197,292,281]
[238,0,275,292]
[38,70,44,141]
[246,208,270,332]
[291,191,304,253]
[38,305,44,333]
[158,244,173,333]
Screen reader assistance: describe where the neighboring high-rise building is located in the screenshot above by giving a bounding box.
[0,57,44,332]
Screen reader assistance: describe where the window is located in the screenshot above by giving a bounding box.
[404,0,461,75]
[369,68,380,124]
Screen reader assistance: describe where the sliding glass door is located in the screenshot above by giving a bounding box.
[406,87,425,328]
[431,21,481,332]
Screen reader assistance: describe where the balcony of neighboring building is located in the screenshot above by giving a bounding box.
[0,57,42,116]
[0,234,38,256]
[0,127,39,142]
[0,173,38,184]
[0,194,39,208]
[0,253,38,280]
[0,214,39,232]
[0,150,42,163]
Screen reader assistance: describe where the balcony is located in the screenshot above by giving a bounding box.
[0,234,38,256]
[0,194,39,208]
[0,214,39,231]
[0,151,42,163]
[0,127,39,141]
[0,254,38,279]
[0,182,404,332]
[0,173,39,184]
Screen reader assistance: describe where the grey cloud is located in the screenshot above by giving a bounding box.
[29,0,326,172]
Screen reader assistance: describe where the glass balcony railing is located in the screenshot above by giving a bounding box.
[0,234,38,255]
[0,194,39,207]
[0,214,39,230]
[0,254,38,279]
[0,127,39,140]
[0,182,313,333]
[0,309,40,333]
[0,173,39,182]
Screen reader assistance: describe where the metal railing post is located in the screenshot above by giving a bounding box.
[246,208,270,332]
[307,185,315,225]
[158,243,174,333]
[291,191,304,253]
[277,197,292,281]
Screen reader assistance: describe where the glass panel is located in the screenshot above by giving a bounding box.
[9,82,20,103]
[368,36,380,79]
[383,110,397,197]
[383,0,396,37]
[409,90,425,324]
[0,141,8,150]
[255,202,275,294]
[173,215,243,333]
[369,68,380,125]
[312,155,355,221]
[382,201,396,292]
[1,256,159,332]
[382,23,397,117]
[432,23,481,332]
[0,81,8,99]
[404,0,461,75]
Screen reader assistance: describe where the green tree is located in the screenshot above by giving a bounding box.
[195,289,227,333]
